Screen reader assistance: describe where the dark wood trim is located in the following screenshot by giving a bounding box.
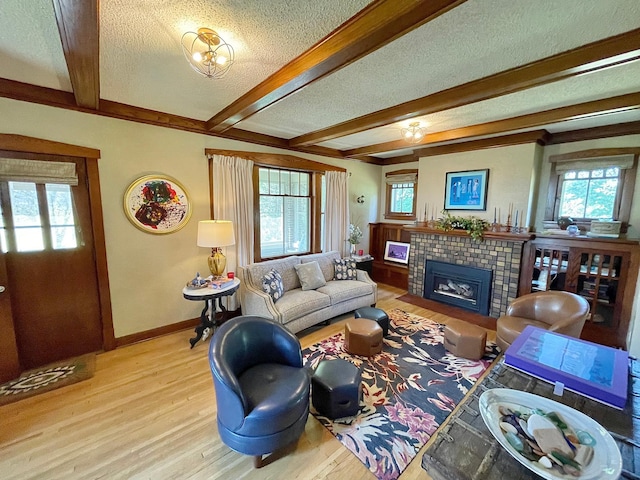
[207,156,214,219]
[385,168,418,177]
[52,0,100,109]
[0,135,115,352]
[86,157,116,351]
[290,28,640,147]
[205,0,465,132]
[403,225,534,242]
[549,147,640,162]
[205,149,346,172]
[0,134,100,158]
[382,154,418,165]
[547,120,640,145]
[414,131,550,157]
[0,78,349,161]
[114,318,201,348]
[343,92,640,157]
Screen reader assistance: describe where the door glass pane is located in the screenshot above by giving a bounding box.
[46,184,78,249]
[9,182,44,252]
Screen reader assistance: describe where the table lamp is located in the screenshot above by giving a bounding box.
[197,220,235,278]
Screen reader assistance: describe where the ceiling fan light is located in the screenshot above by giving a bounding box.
[181,28,235,79]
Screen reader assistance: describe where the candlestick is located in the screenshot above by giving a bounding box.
[514,210,518,227]
[493,207,497,223]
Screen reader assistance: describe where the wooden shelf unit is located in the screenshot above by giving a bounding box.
[520,235,640,348]
[369,223,410,289]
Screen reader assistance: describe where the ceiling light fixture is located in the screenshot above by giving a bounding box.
[181,28,234,79]
[401,122,426,144]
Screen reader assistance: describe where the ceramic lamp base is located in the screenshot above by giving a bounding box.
[208,247,226,277]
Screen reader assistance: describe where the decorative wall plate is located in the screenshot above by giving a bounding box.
[123,174,191,234]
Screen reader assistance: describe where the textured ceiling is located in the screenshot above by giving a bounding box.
[0,0,639,162]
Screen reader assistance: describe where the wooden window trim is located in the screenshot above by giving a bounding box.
[384,169,418,221]
[206,149,343,262]
[544,148,639,232]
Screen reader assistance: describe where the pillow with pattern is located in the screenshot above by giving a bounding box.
[262,269,284,303]
[334,258,357,280]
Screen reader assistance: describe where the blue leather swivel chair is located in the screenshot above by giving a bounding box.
[209,316,310,468]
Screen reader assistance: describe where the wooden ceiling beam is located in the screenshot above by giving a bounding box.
[205,0,465,133]
[547,120,640,145]
[413,131,550,158]
[0,78,348,160]
[342,93,640,157]
[52,0,100,109]
[290,28,640,147]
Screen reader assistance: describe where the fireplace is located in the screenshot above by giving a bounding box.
[423,260,492,315]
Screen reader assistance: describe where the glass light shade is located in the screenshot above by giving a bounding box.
[197,220,235,277]
[401,122,426,144]
[181,28,235,79]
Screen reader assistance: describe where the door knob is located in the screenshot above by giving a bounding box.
[0,286,5,292]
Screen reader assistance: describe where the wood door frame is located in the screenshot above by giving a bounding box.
[0,134,115,350]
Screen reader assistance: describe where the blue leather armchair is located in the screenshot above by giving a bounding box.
[209,315,310,467]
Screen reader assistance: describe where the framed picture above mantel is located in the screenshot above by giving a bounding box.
[444,169,489,211]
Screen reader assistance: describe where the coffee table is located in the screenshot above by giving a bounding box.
[422,357,639,479]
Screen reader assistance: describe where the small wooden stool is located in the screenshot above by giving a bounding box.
[443,320,487,361]
[344,318,383,356]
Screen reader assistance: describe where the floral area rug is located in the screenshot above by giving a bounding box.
[0,353,95,406]
[302,309,499,480]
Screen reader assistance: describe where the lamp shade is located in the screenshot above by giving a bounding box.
[197,220,235,247]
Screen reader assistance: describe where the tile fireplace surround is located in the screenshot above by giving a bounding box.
[407,228,529,318]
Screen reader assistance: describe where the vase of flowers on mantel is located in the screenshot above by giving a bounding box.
[348,223,362,256]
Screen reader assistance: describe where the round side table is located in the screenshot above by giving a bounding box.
[182,278,240,348]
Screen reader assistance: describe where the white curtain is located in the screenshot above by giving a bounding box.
[212,154,255,309]
[324,170,349,256]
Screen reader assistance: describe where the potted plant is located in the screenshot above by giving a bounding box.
[348,223,363,255]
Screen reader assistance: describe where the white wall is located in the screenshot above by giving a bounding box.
[0,97,380,337]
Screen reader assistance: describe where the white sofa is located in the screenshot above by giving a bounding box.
[238,251,377,334]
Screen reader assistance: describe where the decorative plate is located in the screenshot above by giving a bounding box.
[123,174,191,234]
[479,388,621,480]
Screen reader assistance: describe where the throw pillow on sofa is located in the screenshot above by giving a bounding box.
[334,258,357,280]
[262,269,284,302]
[294,261,327,290]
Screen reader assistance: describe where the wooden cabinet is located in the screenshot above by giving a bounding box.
[369,223,410,289]
[521,235,640,348]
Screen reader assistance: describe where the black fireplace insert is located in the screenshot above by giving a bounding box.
[423,260,492,315]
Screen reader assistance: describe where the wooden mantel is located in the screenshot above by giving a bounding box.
[403,225,535,242]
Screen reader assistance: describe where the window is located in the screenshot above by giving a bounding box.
[385,169,417,220]
[546,149,638,232]
[1,181,78,252]
[558,167,620,220]
[257,167,312,259]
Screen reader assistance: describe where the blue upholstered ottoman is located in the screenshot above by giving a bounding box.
[311,359,361,419]
[354,306,390,337]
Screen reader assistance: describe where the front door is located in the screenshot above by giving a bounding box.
[0,153,103,369]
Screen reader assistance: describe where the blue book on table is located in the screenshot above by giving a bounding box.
[504,326,628,409]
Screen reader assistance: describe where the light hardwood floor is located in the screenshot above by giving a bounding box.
[0,284,495,480]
